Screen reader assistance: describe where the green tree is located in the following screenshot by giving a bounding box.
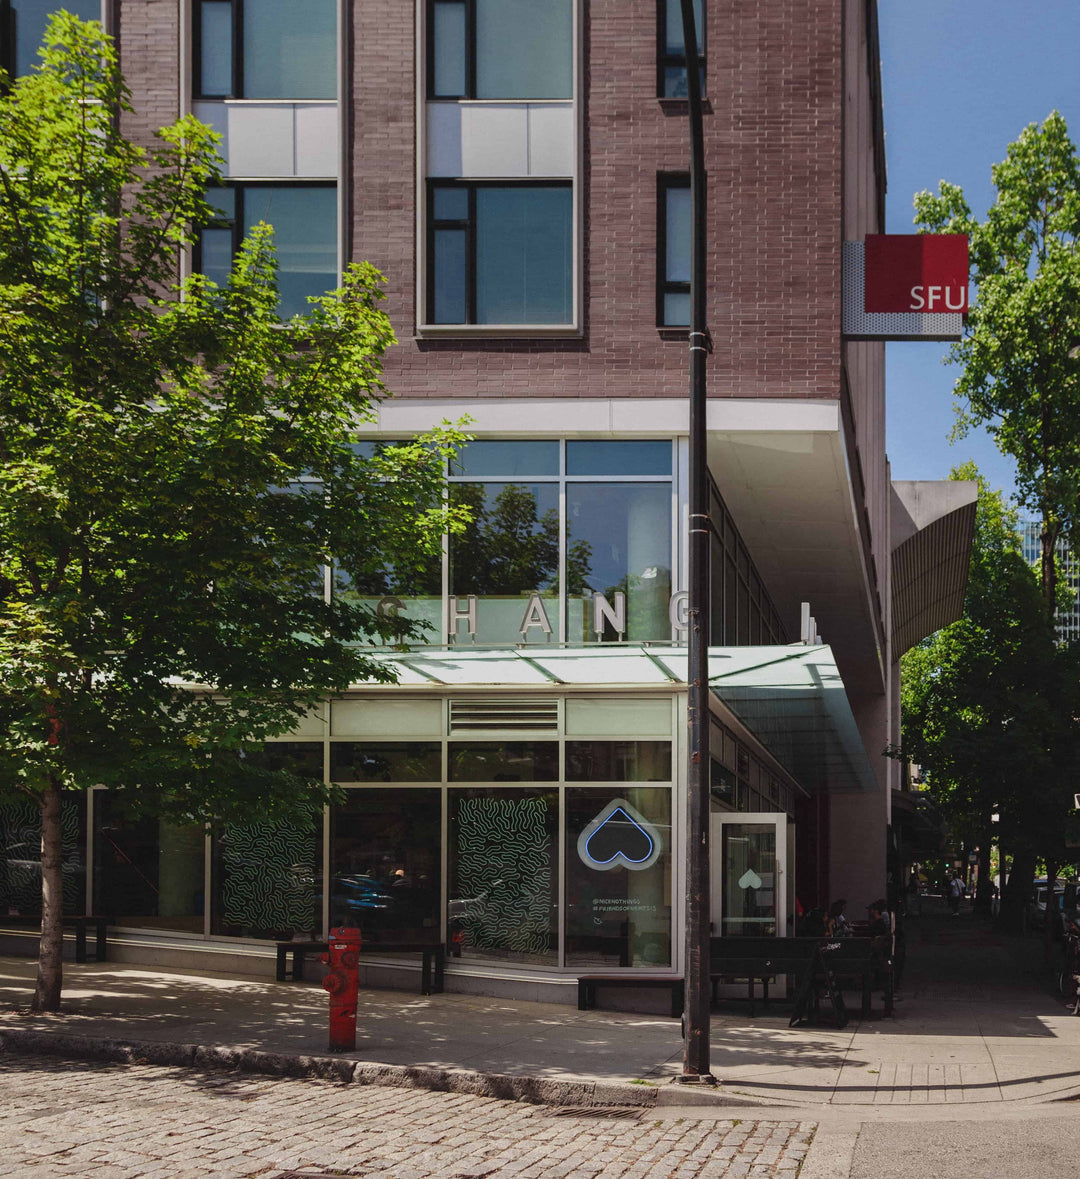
[914,112,1080,622]
[900,466,1080,933]
[0,16,464,1011]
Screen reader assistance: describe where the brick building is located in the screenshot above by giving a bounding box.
[1,0,975,1005]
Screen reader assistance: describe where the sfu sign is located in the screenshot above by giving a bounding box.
[864,234,969,314]
[843,233,968,340]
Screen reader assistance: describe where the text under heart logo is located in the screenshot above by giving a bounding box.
[577,798,663,872]
[738,869,763,890]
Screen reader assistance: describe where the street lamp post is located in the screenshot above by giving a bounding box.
[678,0,714,1084]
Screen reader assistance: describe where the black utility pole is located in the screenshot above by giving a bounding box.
[678,0,713,1083]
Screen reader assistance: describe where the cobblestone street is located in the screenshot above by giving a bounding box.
[0,1055,813,1178]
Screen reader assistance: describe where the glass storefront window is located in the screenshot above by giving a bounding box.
[93,795,204,932]
[448,742,558,782]
[720,822,776,935]
[256,742,324,777]
[566,440,672,477]
[0,794,86,917]
[449,482,559,644]
[330,742,441,783]
[330,788,441,941]
[565,788,672,968]
[211,818,320,939]
[448,788,558,965]
[565,741,672,781]
[566,482,671,643]
[451,440,559,478]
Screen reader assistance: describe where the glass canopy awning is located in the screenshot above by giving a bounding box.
[355,644,878,794]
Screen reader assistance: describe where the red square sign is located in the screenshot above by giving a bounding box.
[864,234,969,314]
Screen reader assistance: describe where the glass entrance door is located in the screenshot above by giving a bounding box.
[710,813,791,938]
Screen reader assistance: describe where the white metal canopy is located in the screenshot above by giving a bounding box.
[353,644,878,795]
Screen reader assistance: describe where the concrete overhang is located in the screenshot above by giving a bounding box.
[704,399,886,698]
[890,480,977,657]
[363,396,887,698]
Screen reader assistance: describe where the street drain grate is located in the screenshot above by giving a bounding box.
[272,1172,357,1178]
[548,1105,643,1120]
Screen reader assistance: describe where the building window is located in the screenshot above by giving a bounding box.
[428,0,572,100]
[1,0,101,78]
[657,0,705,99]
[657,174,690,327]
[194,0,336,100]
[428,182,572,325]
[445,439,674,646]
[194,183,338,320]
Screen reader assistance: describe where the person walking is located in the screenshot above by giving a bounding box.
[948,871,965,917]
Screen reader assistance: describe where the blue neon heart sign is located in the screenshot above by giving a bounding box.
[576,798,663,872]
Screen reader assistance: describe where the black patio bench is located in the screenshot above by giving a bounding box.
[275,938,446,994]
[577,973,685,1017]
[709,936,822,1015]
[4,914,108,964]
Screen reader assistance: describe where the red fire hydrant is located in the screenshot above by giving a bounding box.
[320,926,361,1052]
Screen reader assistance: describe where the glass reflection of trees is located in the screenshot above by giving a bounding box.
[451,483,588,595]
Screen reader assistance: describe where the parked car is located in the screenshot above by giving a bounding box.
[1026,879,1067,937]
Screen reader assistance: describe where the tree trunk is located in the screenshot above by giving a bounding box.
[1041,517,1059,626]
[1001,848,1034,936]
[975,837,993,914]
[1044,860,1059,965]
[32,778,64,1013]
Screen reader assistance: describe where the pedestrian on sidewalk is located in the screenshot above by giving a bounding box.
[948,871,965,916]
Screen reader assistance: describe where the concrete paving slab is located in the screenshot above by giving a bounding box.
[3,911,1080,1109]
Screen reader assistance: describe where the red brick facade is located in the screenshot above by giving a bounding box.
[352,0,860,404]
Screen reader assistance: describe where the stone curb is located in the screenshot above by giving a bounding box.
[0,1027,770,1108]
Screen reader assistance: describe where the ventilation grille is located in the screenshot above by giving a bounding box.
[449,698,559,733]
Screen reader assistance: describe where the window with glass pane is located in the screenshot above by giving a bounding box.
[448,742,558,782]
[1,795,86,917]
[429,0,572,100]
[449,482,559,643]
[720,823,776,934]
[197,0,233,96]
[566,482,672,643]
[448,788,558,965]
[330,742,441,783]
[428,182,573,326]
[195,185,337,320]
[93,795,204,932]
[212,818,320,938]
[658,0,705,98]
[658,175,690,327]
[4,1,101,79]
[194,0,335,99]
[451,440,559,478]
[331,788,442,940]
[566,441,671,477]
[565,741,672,782]
[565,788,672,968]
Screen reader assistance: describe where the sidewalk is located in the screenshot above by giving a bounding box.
[2,909,1078,1108]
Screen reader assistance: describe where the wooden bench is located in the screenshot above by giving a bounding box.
[4,915,108,964]
[577,973,685,1017]
[709,936,822,1015]
[275,938,445,994]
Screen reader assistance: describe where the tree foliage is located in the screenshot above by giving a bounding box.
[900,465,1080,928]
[0,16,464,1008]
[914,112,1080,617]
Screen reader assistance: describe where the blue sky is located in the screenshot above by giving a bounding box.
[878,1,1080,504]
